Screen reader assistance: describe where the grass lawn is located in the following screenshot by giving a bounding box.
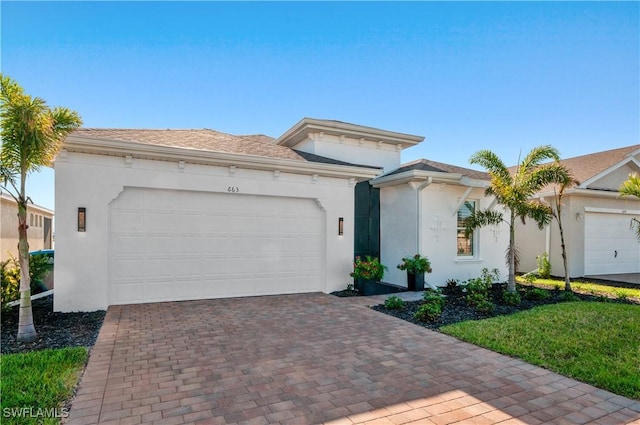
[516,276,640,301]
[0,347,88,425]
[441,302,640,399]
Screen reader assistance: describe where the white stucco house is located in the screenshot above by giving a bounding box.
[54,118,509,312]
[517,145,640,278]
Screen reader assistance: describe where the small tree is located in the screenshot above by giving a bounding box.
[548,174,579,291]
[465,146,572,293]
[0,75,82,342]
[619,172,640,239]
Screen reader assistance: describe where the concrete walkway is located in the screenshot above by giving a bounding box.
[67,293,640,425]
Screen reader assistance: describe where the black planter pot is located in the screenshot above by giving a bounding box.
[407,272,425,291]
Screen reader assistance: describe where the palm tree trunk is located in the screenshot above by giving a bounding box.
[17,181,36,342]
[507,212,516,292]
[558,215,571,292]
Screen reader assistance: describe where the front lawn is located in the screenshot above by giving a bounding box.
[516,276,640,302]
[0,347,88,425]
[441,302,640,399]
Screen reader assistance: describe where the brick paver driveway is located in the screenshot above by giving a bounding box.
[67,293,640,425]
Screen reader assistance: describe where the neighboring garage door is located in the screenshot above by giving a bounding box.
[109,187,324,305]
[584,212,640,275]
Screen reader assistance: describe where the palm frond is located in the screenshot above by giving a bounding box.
[619,173,640,198]
[464,209,504,237]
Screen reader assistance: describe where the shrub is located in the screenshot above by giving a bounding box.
[560,292,580,302]
[423,289,446,308]
[384,295,404,310]
[414,302,442,322]
[445,278,459,290]
[522,272,538,284]
[525,288,551,301]
[616,290,630,301]
[351,256,386,281]
[1,259,20,310]
[536,252,551,279]
[397,254,432,274]
[502,290,522,306]
[1,254,50,310]
[475,300,495,314]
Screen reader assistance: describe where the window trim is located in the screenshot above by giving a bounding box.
[456,199,478,259]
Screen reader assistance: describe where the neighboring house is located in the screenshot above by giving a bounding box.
[1,192,54,262]
[517,145,640,278]
[371,160,509,288]
[54,119,423,312]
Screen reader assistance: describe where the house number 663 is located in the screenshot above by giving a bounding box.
[227,186,240,193]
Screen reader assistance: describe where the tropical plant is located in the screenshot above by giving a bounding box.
[0,75,82,341]
[619,173,640,239]
[546,173,578,291]
[465,146,572,292]
[536,252,551,279]
[397,254,432,275]
[384,295,404,310]
[350,256,386,281]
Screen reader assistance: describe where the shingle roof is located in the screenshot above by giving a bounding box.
[553,144,639,184]
[386,159,491,180]
[72,128,305,161]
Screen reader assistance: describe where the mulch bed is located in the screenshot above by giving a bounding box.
[1,295,105,354]
[371,283,636,331]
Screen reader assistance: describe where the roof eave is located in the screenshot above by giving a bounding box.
[60,135,381,180]
[370,169,488,188]
[274,118,424,149]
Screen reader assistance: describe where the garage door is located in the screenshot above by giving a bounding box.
[109,187,324,305]
[584,212,640,275]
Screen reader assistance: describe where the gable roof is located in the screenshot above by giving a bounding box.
[386,159,491,180]
[555,144,640,186]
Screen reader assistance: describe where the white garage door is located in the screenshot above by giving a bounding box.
[109,187,324,305]
[584,212,640,275]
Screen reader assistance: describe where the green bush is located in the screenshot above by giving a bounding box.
[414,302,443,322]
[1,259,20,310]
[525,288,551,301]
[475,300,495,314]
[559,291,580,302]
[1,254,50,310]
[536,252,551,279]
[423,289,446,307]
[384,295,404,310]
[502,290,521,306]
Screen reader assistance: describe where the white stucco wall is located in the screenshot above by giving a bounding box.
[518,193,640,278]
[381,182,509,288]
[293,133,402,172]
[54,152,358,312]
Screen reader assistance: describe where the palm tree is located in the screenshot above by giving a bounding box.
[0,75,82,342]
[619,172,640,239]
[464,146,572,293]
[548,174,579,291]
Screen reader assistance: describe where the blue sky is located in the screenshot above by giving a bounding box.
[2,1,638,211]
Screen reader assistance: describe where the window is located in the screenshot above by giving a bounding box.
[30,213,34,226]
[457,200,476,257]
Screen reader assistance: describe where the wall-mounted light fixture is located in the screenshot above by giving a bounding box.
[338,217,344,236]
[78,207,86,232]
[575,212,583,222]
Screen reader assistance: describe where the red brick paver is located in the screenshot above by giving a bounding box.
[67,293,640,425]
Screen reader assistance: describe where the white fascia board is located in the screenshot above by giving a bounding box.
[579,157,640,189]
[275,117,424,149]
[62,136,381,180]
[371,169,471,188]
[534,187,639,200]
[584,206,640,215]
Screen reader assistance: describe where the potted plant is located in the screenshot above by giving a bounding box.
[350,256,387,295]
[397,254,432,291]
